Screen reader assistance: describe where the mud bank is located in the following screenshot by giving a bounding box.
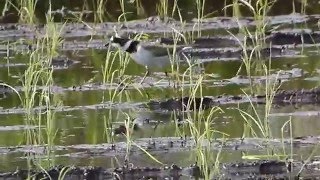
[148,87,320,111]
[1,135,319,160]
[1,159,320,179]
[0,87,319,115]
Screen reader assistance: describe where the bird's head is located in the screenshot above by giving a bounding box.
[106,35,139,53]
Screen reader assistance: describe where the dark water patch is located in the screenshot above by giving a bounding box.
[113,123,141,136]
[193,36,239,48]
[0,12,19,24]
[158,36,239,48]
[147,96,237,111]
[156,37,185,45]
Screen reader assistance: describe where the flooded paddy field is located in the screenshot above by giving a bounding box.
[2,0,320,179]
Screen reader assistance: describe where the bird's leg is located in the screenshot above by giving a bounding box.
[140,66,149,84]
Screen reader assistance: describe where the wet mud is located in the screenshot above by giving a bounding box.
[0,134,320,178]
[0,14,313,39]
[148,87,320,111]
[1,15,320,63]
[1,153,320,179]
[0,86,319,115]
[1,135,319,161]
[50,56,80,69]
[258,87,320,104]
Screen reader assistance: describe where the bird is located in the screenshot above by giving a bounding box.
[106,35,188,84]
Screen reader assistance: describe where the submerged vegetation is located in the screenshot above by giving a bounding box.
[0,0,320,179]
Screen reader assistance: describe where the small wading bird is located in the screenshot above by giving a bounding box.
[105,35,189,84]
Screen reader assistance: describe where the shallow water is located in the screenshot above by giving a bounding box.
[1,0,320,179]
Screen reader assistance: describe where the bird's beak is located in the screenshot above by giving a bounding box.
[105,42,109,47]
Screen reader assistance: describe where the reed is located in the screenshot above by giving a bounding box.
[119,0,127,21]
[17,2,65,175]
[96,0,107,22]
[18,0,38,23]
[156,0,168,19]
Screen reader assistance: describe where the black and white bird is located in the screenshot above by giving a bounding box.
[106,35,189,83]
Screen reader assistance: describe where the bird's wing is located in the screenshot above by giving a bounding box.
[143,44,188,57]
[142,45,172,57]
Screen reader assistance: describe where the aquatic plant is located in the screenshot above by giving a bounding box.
[156,0,168,19]
[16,3,65,176]
[2,0,10,16]
[223,0,291,163]
[119,0,127,21]
[195,0,205,36]
[133,0,145,17]
[101,45,121,85]
[178,48,226,178]
[300,0,308,15]
[18,0,38,23]
[225,0,278,94]
[281,117,293,160]
[96,0,107,22]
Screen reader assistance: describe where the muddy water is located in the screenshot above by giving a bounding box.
[1,2,320,179]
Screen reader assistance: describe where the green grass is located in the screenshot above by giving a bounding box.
[156,0,168,19]
[119,0,127,21]
[11,1,64,176]
[96,0,107,22]
[222,0,294,165]
[9,0,38,23]
[195,0,205,36]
